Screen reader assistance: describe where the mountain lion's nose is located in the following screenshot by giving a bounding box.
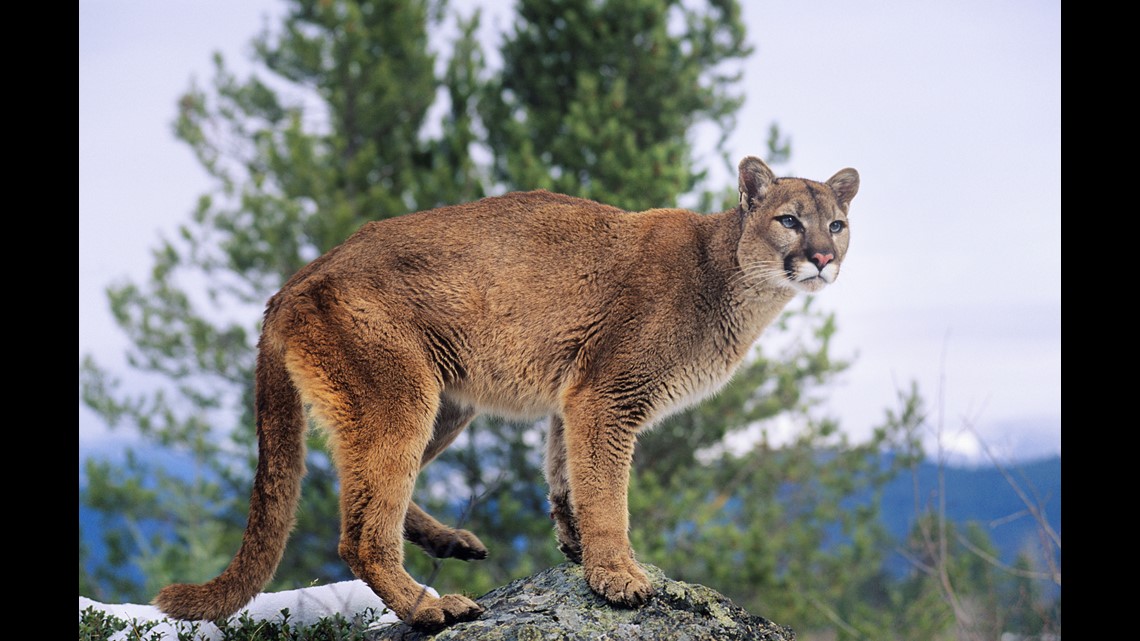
[811,252,834,269]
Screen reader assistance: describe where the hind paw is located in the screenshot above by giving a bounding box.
[408,593,484,631]
[426,528,488,561]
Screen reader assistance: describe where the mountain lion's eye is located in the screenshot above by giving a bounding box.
[778,216,799,229]
[829,220,846,233]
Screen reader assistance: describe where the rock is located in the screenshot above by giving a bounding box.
[369,562,795,640]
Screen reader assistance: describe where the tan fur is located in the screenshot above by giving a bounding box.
[154,157,859,630]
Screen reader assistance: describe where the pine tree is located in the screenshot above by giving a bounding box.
[81,0,483,600]
[482,0,750,211]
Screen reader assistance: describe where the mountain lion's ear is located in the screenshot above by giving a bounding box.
[826,168,860,210]
[738,156,776,212]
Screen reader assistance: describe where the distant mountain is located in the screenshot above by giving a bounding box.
[876,454,1061,577]
[79,445,1060,597]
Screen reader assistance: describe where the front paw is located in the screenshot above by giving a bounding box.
[549,494,582,563]
[557,537,583,564]
[551,512,583,563]
[584,557,654,607]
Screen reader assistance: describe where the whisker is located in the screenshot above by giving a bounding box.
[729,261,792,296]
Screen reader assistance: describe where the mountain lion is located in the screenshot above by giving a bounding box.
[155,156,859,630]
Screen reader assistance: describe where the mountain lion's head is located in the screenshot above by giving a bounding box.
[736,156,860,294]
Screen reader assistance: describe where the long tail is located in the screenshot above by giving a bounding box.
[154,340,306,621]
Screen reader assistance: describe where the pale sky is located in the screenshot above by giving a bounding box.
[79,0,1061,463]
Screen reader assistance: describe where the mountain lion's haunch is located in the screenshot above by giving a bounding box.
[154,156,860,630]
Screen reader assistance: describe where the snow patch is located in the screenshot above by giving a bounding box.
[79,580,429,640]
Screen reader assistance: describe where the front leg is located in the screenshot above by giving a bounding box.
[561,394,654,607]
[544,415,582,563]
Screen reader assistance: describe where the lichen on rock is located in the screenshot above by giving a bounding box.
[369,563,795,640]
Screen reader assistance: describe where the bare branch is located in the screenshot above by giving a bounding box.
[970,424,1061,551]
[955,531,1059,582]
[806,594,869,641]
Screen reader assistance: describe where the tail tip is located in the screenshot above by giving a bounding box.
[153,583,244,622]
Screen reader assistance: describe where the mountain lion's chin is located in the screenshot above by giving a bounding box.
[791,277,831,294]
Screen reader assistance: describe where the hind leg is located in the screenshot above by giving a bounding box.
[404,503,487,561]
[288,331,482,630]
[544,415,582,563]
[403,397,488,561]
